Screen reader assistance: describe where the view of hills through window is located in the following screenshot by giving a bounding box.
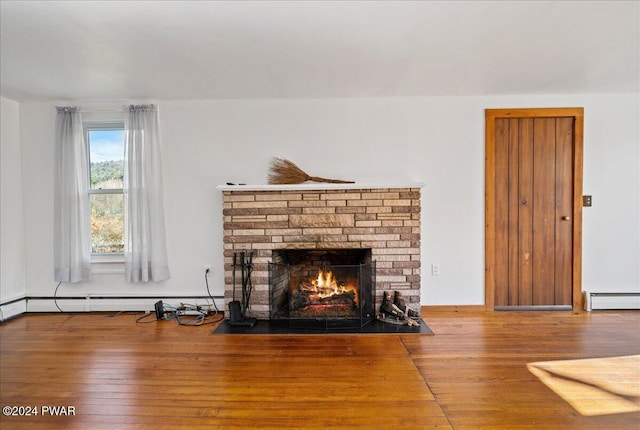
[88,129,125,253]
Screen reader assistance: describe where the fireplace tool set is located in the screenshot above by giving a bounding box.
[228,251,257,327]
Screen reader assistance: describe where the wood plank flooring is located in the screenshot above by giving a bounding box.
[1,310,639,429]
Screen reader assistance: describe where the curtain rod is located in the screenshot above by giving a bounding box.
[76,106,127,113]
[76,105,156,113]
[56,105,157,113]
[55,106,125,113]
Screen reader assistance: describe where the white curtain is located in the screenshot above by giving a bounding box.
[54,107,91,282]
[124,105,170,282]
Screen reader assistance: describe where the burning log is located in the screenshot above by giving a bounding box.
[290,289,312,310]
[300,280,315,292]
[290,289,356,311]
[315,290,356,306]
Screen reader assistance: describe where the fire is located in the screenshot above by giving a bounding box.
[292,268,359,317]
[299,269,347,298]
[313,269,346,298]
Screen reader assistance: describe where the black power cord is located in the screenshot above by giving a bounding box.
[135,313,158,324]
[205,268,221,314]
[54,281,64,312]
[133,268,224,327]
[203,268,224,324]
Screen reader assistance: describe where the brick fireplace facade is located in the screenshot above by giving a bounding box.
[220,184,423,320]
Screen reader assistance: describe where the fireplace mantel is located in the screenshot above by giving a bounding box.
[217,182,425,192]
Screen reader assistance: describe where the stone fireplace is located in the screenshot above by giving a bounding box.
[219,184,423,321]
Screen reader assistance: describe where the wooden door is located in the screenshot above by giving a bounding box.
[485,108,584,310]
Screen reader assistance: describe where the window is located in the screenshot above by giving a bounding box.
[85,122,125,256]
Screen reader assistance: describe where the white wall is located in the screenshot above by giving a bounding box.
[1,96,27,318]
[14,93,640,309]
[581,100,640,295]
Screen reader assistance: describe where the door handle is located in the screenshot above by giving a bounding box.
[561,216,571,221]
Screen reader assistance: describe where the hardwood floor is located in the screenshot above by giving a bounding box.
[1,310,639,429]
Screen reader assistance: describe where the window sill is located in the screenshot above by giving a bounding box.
[92,253,124,264]
[91,254,125,274]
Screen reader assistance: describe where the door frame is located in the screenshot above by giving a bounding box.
[485,108,584,311]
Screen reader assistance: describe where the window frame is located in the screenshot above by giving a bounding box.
[84,120,126,262]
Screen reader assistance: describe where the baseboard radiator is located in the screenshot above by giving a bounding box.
[1,295,224,321]
[585,292,640,311]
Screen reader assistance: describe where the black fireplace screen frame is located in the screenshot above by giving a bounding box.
[268,260,376,331]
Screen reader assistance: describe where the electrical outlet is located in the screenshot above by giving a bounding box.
[431,264,440,276]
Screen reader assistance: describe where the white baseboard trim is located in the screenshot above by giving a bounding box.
[0,298,27,321]
[2,296,224,316]
[585,292,640,311]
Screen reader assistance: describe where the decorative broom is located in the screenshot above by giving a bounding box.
[268,158,354,185]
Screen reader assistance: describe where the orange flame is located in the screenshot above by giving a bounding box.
[311,269,346,298]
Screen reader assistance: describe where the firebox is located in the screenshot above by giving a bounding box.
[268,249,376,331]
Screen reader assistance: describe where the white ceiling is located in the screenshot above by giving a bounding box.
[1,1,638,101]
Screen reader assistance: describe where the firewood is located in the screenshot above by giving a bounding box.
[289,289,356,311]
